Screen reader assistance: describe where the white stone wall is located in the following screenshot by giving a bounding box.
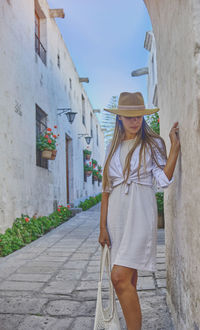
[145,32,158,108]
[144,0,200,329]
[0,0,105,233]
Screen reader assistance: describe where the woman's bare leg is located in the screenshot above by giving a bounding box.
[111,265,142,330]
[131,269,138,288]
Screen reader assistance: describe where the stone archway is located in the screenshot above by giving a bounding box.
[143,1,200,329]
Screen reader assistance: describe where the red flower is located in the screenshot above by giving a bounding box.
[89,162,91,165]
[93,164,95,168]
[53,135,57,138]
[58,205,62,207]
[47,128,52,131]
[44,135,49,138]
[48,139,52,144]
[157,118,160,123]
[54,125,57,128]
[97,172,99,174]
[57,208,61,212]
[25,217,29,223]
[67,204,70,208]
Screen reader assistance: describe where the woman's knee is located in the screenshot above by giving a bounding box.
[111,266,137,293]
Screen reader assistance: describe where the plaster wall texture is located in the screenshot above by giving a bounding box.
[0,0,105,233]
[146,32,158,108]
[144,1,200,329]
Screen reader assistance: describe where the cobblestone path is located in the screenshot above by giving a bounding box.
[0,204,174,329]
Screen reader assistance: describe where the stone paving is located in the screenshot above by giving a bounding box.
[0,203,174,330]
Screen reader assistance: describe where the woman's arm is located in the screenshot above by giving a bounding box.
[163,121,181,181]
[163,145,180,181]
[100,192,109,229]
[99,192,111,247]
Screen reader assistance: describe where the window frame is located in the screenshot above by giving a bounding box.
[36,104,48,169]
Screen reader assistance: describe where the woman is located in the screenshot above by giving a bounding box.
[98,92,181,330]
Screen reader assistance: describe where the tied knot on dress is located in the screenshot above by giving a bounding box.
[122,178,132,194]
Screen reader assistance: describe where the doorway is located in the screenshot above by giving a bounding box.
[65,135,71,203]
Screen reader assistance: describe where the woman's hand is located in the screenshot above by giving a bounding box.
[169,122,181,152]
[98,227,111,248]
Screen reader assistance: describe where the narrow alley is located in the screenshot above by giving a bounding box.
[0,204,174,330]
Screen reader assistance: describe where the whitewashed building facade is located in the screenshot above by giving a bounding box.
[0,0,105,233]
[144,31,158,108]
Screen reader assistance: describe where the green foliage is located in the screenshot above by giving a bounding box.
[36,127,58,151]
[92,169,98,176]
[145,112,160,135]
[0,207,72,257]
[83,149,92,155]
[97,165,102,172]
[98,173,102,181]
[84,164,92,171]
[155,192,164,215]
[101,96,118,146]
[78,193,102,211]
[92,159,97,166]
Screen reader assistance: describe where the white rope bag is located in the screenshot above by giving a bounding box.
[93,244,121,330]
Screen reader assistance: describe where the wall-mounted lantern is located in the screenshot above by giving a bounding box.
[57,108,77,124]
[78,133,92,145]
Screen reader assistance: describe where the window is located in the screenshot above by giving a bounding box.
[69,78,72,89]
[35,11,40,39]
[35,10,46,65]
[90,113,93,137]
[82,94,85,126]
[57,53,60,68]
[36,105,48,169]
[96,125,99,146]
[151,55,155,85]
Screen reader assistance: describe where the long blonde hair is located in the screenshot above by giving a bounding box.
[102,115,167,192]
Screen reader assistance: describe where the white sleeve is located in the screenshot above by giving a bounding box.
[152,139,174,189]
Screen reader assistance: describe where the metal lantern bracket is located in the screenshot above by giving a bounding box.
[78,133,92,145]
[57,108,77,124]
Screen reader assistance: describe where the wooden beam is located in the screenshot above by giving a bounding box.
[79,78,89,83]
[49,9,65,19]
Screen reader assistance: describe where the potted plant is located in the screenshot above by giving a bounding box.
[98,165,102,173]
[84,163,93,176]
[51,149,57,160]
[93,169,98,181]
[83,148,92,160]
[36,126,58,160]
[156,192,164,228]
[98,173,102,182]
[92,159,97,168]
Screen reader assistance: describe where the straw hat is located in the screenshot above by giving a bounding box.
[104,92,159,117]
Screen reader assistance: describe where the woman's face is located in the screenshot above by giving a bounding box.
[119,115,143,136]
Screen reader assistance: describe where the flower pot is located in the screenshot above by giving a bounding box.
[85,170,92,177]
[93,175,98,181]
[50,149,57,160]
[85,154,91,160]
[42,150,52,159]
[85,171,92,176]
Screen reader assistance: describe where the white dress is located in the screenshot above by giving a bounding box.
[106,138,158,272]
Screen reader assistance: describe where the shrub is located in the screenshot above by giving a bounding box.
[0,206,72,257]
[155,192,164,215]
[78,193,102,211]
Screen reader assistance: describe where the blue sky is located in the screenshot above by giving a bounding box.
[48,0,152,119]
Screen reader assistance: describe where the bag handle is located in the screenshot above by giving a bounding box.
[99,244,115,322]
[99,244,110,281]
